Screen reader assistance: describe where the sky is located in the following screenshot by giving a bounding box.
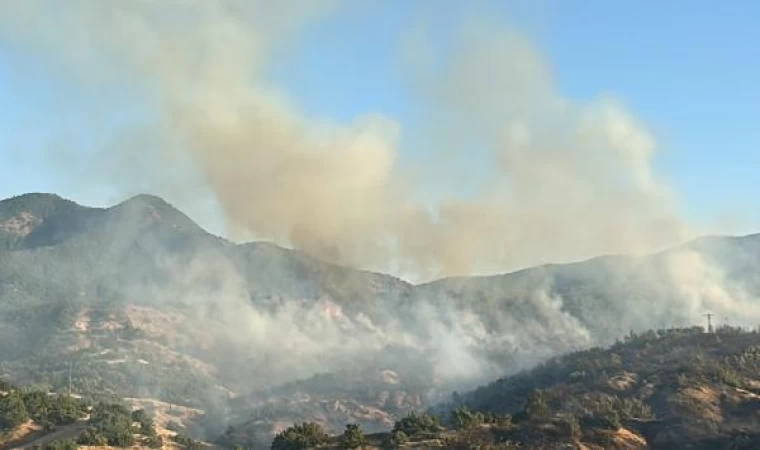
[1,0,759,238]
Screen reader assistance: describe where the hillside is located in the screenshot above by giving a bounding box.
[7,327,760,449]
[2,193,760,446]
[450,325,760,449]
[0,380,208,450]
[275,326,760,449]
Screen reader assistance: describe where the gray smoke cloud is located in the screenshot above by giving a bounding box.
[0,0,693,281]
[3,1,760,440]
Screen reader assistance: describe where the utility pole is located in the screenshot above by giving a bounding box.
[703,312,714,334]
[68,361,72,396]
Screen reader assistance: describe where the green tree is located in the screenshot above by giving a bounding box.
[86,402,136,447]
[19,390,86,426]
[0,391,29,429]
[383,430,408,449]
[173,433,205,449]
[271,422,328,450]
[525,389,549,421]
[77,428,108,446]
[41,440,77,450]
[452,407,484,430]
[340,423,366,449]
[145,434,164,448]
[392,412,441,436]
[131,408,148,424]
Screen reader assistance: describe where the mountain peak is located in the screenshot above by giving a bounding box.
[0,193,85,244]
[0,192,82,220]
[118,193,174,209]
[110,193,202,232]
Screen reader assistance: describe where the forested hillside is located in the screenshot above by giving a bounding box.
[0,379,182,449]
[273,326,760,449]
[2,193,760,447]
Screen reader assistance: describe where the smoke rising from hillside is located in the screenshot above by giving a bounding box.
[0,0,691,280]
[4,2,760,439]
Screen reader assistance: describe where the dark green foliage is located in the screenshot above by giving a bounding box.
[36,439,78,450]
[145,434,164,448]
[0,378,13,391]
[166,419,183,432]
[452,406,484,430]
[450,406,512,431]
[392,411,442,436]
[556,415,581,439]
[0,193,83,250]
[173,432,206,449]
[382,430,407,448]
[443,430,522,450]
[17,390,87,426]
[86,402,137,447]
[575,393,653,431]
[0,391,29,429]
[133,408,158,437]
[77,427,109,446]
[433,327,760,448]
[270,422,328,450]
[580,410,620,430]
[131,408,148,424]
[340,423,366,449]
[524,389,548,421]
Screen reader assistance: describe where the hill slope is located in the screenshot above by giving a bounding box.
[451,325,760,449]
[289,326,760,449]
[2,193,760,445]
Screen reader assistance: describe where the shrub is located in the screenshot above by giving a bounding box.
[382,430,408,448]
[173,433,204,450]
[19,391,87,426]
[581,410,621,430]
[452,406,485,430]
[132,408,148,424]
[173,432,205,449]
[78,428,108,446]
[525,389,549,421]
[443,431,521,450]
[166,419,183,432]
[86,402,136,447]
[340,423,366,449]
[271,422,328,450]
[556,415,581,439]
[392,412,442,436]
[145,434,164,448]
[40,439,78,450]
[0,391,29,429]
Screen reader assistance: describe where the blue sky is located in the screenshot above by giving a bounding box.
[1,1,759,233]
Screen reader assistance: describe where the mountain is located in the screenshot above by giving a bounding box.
[0,193,420,442]
[1,193,760,446]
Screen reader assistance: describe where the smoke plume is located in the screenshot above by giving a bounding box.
[6,4,760,439]
[0,0,692,280]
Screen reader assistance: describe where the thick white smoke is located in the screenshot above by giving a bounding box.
[0,0,691,280]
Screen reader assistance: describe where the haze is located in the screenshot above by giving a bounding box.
[1,1,757,282]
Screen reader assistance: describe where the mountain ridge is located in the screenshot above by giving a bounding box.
[5,191,760,286]
[2,192,760,446]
